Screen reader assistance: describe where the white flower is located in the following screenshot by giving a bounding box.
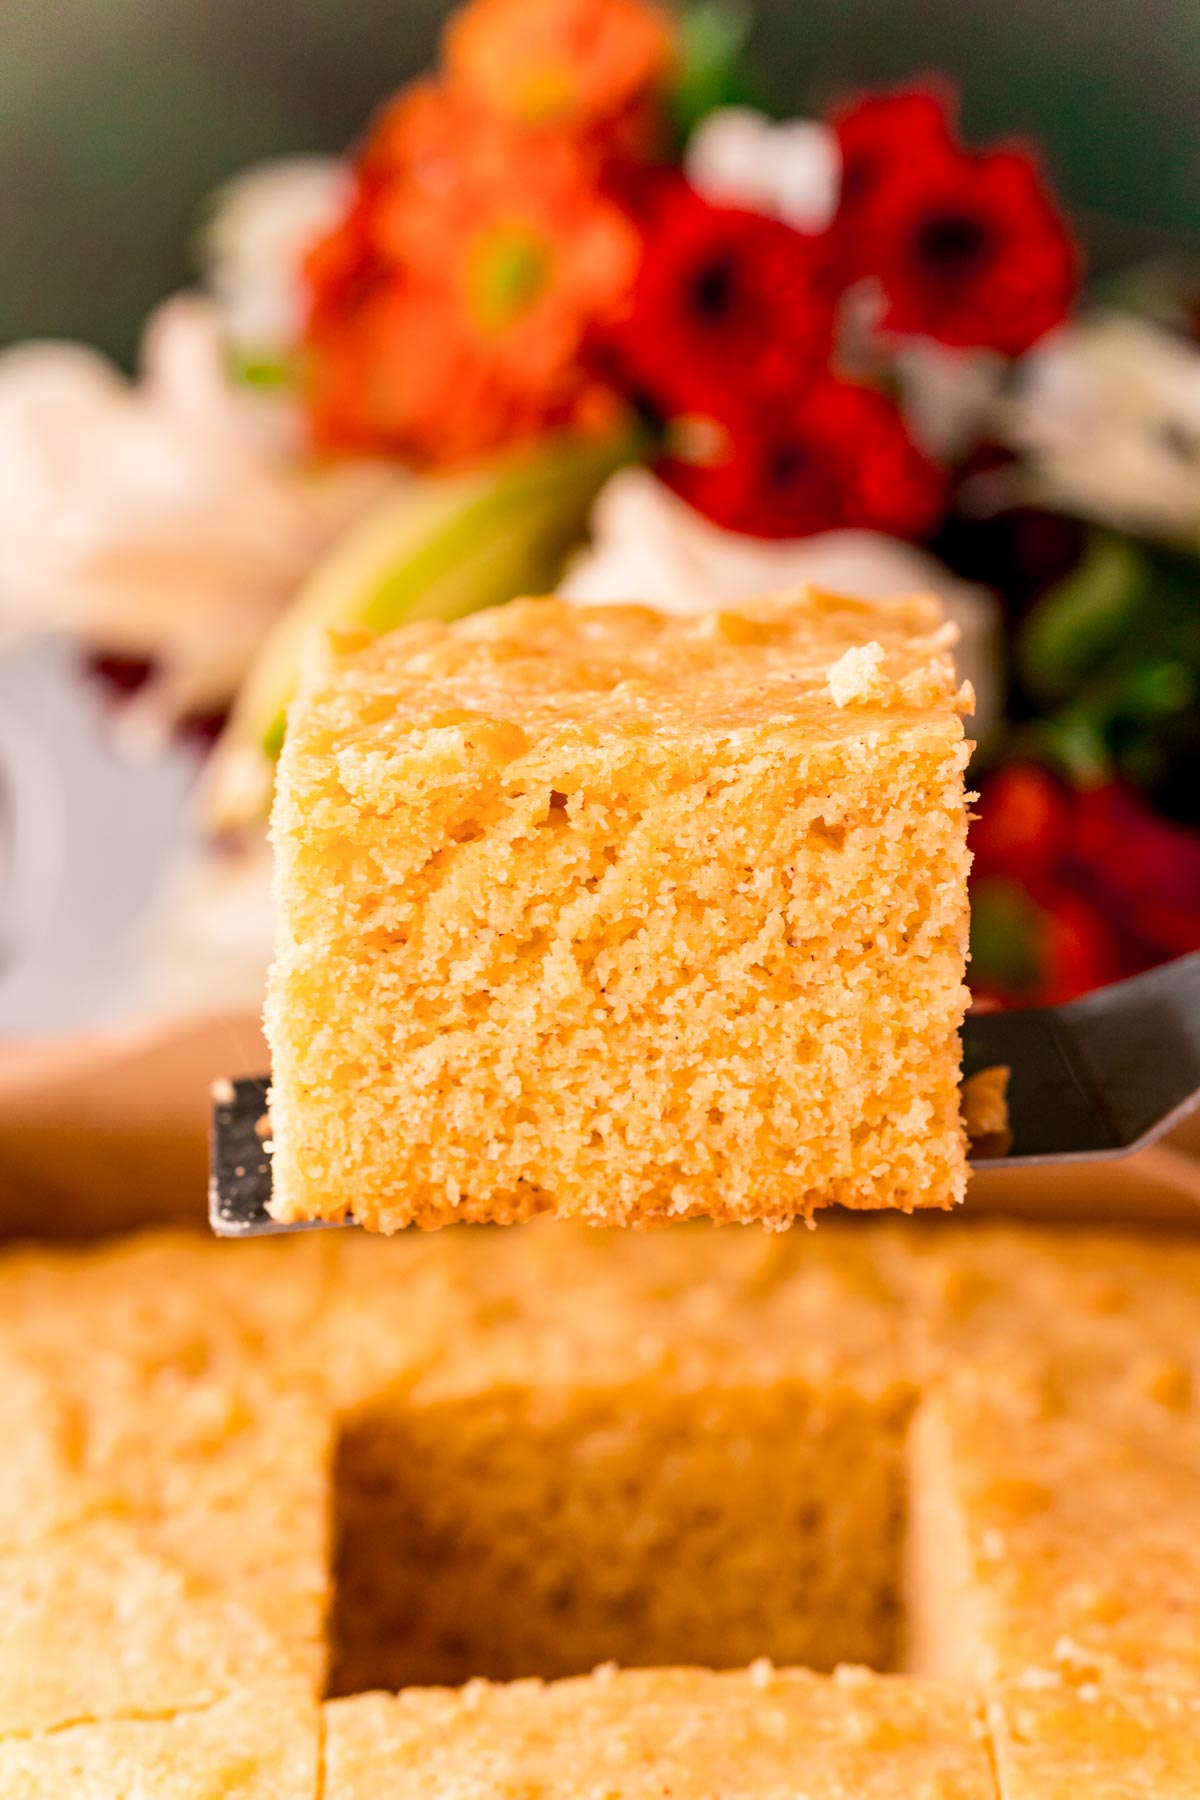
[1003,312,1200,540]
[200,156,354,367]
[684,106,841,233]
[0,295,394,723]
[560,467,1003,738]
[895,340,1009,464]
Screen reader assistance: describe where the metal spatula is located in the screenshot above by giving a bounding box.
[209,951,1200,1236]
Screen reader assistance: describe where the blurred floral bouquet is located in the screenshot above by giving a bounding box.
[1,0,1196,1010]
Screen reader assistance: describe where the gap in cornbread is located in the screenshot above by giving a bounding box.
[322,1219,916,1695]
[266,591,973,1230]
[325,1371,913,1695]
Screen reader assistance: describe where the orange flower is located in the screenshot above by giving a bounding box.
[443,0,675,152]
[300,0,675,467]
[303,82,640,465]
[365,81,610,268]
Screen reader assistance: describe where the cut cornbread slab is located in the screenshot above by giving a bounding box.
[0,1515,287,1736]
[903,1227,1200,1692]
[143,1385,335,1682]
[265,592,972,1229]
[0,1357,106,1554]
[324,1666,994,1799]
[907,1380,1200,1691]
[0,1232,338,1690]
[988,1685,1200,1798]
[0,1684,319,1800]
[0,1227,336,1381]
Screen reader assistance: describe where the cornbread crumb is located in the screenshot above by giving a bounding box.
[266,590,973,1230]
[961,1064,1012,1158]
[827,640,890,706]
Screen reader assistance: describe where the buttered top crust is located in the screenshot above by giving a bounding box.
[289,592,971,767]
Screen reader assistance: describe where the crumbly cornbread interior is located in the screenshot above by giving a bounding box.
[266,591,973,1231]
[2,1215,1200,1794]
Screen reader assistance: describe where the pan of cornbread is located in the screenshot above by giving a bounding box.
[1,1186,1200,1792]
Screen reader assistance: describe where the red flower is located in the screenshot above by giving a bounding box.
[831,84,956,220]
[598,178,836,418]
[828,78,1076,356]
[660,377,947,540]
[970,760,1068,885]
[969,762,1200,1005]
[969,873,1123,1010]
[854,139,1076,355]
[1071,784,1200,962]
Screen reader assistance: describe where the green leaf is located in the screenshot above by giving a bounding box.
[1018,534,1145,701]
[1015,531,1200,804]
[672,1,761,140]
[969,877,1043,997]
[1014,714,1116,787]
[227,348,296,392]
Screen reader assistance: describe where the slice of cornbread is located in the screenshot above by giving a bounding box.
[989,1685,1200,1798]
[907,1380,1200,1692]
[904,1227,1200,1691]
[266,592,973,1229]
[0,1233,338,1690]
[324,1666,994,1799]
[0,1516,285,1735]
[0,1357,105,1553]
[0,1684,319,1800]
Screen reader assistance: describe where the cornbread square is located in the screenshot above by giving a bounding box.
[0,1357,103,1553]
[266,592,972,1230]
[904,1228,1200,1691]
[324,1666,994,1798]
[988,1685,1200,1798]
[0,1515,286,1735]
[0,1232,337,1690]
[907,1379,1200,1691]
[0,1685,319,1799]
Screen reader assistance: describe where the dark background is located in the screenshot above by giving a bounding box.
[4,0,1198,364]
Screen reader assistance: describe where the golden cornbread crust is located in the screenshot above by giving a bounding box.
[2,1216,1200,1791]
[266,591,972,1230]
[325,1667,994,1798]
